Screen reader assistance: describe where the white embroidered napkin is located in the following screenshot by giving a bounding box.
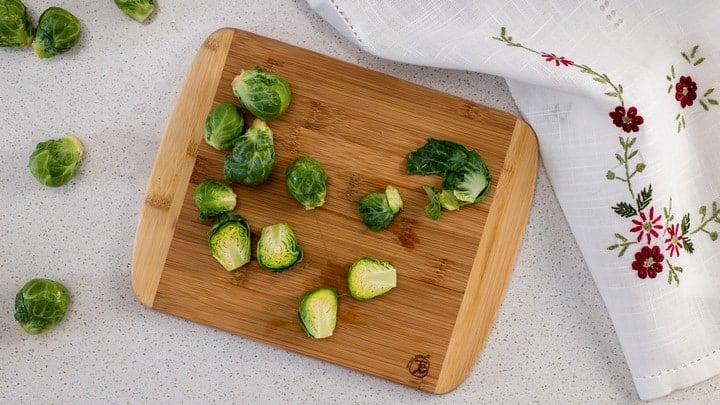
[307,0,720,400]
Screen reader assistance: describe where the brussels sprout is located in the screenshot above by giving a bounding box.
[204,102,245,150]
[357,185,404,231]
[28,133,84,187]
[297,287,337,339]
[113,0,154,23]
[224,119,275,185]
[14,278,70,335]
[285,156,327,210]
[406,138,491,220]
[0,0,34,48]
[208,213,252,271]
[231,67,292,120]
[347,257,397,300]
[257,222,303,272]
[194,179,237,221]
[32,7,80,59]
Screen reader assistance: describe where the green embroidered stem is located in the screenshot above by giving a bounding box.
[666,260,683,286]
[492,27,541,55]
[689,202,720,241]
[607,233,636,257]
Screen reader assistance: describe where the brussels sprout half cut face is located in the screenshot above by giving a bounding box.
[14,278,71,335]
[347,257,397,300]
[285,156,327,210]
[32,7,81,58]
[208,213,252,271]
[231,67,292,120]
[256,222,303,272]
[298,287,338,339]
[0,0,35,47]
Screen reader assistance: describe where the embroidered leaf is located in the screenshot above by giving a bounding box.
[700,99,708,111]
[667,262,682,286]
[681,52,691,64]
[671,65,676,78]
[667,84,673,93]
[627,150,638,161]
[626,137,637,148]
[613,201,637,218]
[692,45,699,57]
[683,236,695,254]
[615,153,625,164]
[636,162,646,172]
[711,231,718,241]
[699,205,707,216]
[606,170,616,180]
[636,186,653,211]
[708,99,719,105]
[681,213,691,234]
[593,77,608,84]
[666,75,672,82]
[618,84,624,93]
[605,91,618,98]
[694,57,705,66]
[500,27,506,37]
[675,113,681,120]
[618,136,627,149]
[704,88,715,97]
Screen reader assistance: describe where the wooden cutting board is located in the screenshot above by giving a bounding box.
[131,28,538,394]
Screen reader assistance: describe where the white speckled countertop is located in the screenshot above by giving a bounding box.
[2,1,718,403]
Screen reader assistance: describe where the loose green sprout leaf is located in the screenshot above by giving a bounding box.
[285,156,327,209]
[14,278,70,335]
[208,213,252,271]
[406,138,491,220]
[28,133,84,187]
[224,119,275,185]
[113,0,154,23]
[0,0,34,47]
[297,287,337,339]
[194,179,237,221]
[347,257,397,300]
[32,7,80,58]
[231,67,292,120]
[204,102,245,150]
[257,222,303,272]
[422,185,441,220]
[358,185,403,231]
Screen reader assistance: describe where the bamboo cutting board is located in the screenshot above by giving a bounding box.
[131,28,538,394]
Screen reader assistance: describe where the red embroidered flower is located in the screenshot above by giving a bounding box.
[630,207,663,244]
[664,223,684,257]
[609,106,644,132]
[632,245,664,279]
[540,52,574,67]
[675,75,697,108]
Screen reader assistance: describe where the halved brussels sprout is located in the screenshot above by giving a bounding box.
[14,278,71,335]
[204,102,245,150]
[231,67,292,120]
[0,0,34,48]
[194,179,237,221]
[208,213,252,271]
[113,0,154,23]
[256,222,303,272]
[224,119,275,185]
[285,156,327,210]
[357,185,404,231]
[347,257,397,300]
[298,287,338,339]
[28,133,84,187]
[32,7,81,59]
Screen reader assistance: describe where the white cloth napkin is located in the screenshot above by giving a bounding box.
[308,0,720,400]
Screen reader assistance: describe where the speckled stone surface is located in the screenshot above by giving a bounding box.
[1,1,718,403]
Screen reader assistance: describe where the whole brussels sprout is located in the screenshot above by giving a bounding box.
[224,119,275,185]
[113,0,155,23]
[0,0,34,48]
[194,179,237,221]
[232,67,292,120]
[257,222,303,272]
[14,278,71,335]
[357,185,403,231]
[285,156,327,210]
[208,213,252,271]
[28,133,84,187]
[297,287,337,339]
[204,102,245,150]
[32,7,81,58]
